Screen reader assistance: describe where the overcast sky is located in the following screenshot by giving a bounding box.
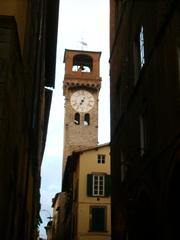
[39,0,110,238]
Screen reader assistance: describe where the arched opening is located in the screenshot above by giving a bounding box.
[84,113,90,126]
[72,54,93,72]
[74,113,80,125]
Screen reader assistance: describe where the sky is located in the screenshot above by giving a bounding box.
[39,0,110,238]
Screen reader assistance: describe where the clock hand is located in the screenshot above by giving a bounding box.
[80,97,85,105]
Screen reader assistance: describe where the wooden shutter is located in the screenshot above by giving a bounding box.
[105,174,111,197]
[87,174,93,196]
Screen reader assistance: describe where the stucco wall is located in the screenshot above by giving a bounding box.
[0,0,28,50]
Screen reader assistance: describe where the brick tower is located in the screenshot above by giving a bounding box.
[62,49,101,172]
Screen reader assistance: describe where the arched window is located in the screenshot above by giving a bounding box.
[84,113,90,126]
[74,113,80,125]
[72,54,93,72]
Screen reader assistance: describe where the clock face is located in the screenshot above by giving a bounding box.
[70,90,95,112]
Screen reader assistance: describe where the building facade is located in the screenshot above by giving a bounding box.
[0,0,59,239]
[110,1,180,240]
[61,144,111,240]
[50,192,66,240]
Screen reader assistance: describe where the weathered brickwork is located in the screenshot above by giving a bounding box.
[62,49,101,172]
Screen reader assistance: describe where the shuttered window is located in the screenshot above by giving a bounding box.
[87,174,111,197]
[90,206,106,232]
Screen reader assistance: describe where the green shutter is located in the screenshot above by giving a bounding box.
[87,174,93,196]
[105,175,111,197]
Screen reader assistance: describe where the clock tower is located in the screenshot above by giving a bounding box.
[63,49,101,171]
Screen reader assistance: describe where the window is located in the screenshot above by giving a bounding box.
[115,0,120,21]
[139,115,146,156]
[140,26,145,67]
[72,54,93,72]
[90,206,106,232]
[93,175,105,196]
[87,174,111,197]
[97,154,105,164]
[84,113,90,125]
[177,46,180,90]
[74,113,80,125]
[120,152,126,182]
[133,25,145,84]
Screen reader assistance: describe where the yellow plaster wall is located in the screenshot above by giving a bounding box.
[76,145,111,239]
[0,0,28,50]
[77,203,111,236]
[78,145,111,203]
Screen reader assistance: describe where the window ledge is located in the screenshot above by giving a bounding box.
[88,230,108,233]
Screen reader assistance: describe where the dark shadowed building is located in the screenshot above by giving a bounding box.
[0,0,59,239]
[110,1,180,239]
